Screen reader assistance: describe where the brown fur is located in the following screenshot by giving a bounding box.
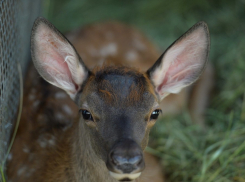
[67,21,213,123]
[94,66,150,105]
[7,21,213,182]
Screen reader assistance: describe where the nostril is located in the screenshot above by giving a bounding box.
[107,139,145,174]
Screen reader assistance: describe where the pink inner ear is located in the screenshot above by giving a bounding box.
[150,25,208,99]
[37,30,79,92]
[157,49,194,92]
[33,22,88,99]
[47,44,79,90]
[156,37,205,95]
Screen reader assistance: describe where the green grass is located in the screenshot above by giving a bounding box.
[149,111,245,181]
[41,0,245,181]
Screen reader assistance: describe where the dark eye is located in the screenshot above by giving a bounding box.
[150,109,161,120]
[80,110,94,121]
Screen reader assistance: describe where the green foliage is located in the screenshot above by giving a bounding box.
[149,111,245,181]
[43,0,245,181]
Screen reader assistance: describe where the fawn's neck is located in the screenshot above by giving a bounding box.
[69,119,117,182]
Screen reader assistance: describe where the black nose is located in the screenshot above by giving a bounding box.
[107,139,145,174]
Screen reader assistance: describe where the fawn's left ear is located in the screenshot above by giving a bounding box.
[147,21,210,100]
[31,17,89,100]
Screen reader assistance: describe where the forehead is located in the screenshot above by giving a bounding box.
[83,66,156,109]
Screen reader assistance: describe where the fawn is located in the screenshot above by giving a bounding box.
[7,17,211,182]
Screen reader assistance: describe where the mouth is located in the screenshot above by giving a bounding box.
[109,171,141,181]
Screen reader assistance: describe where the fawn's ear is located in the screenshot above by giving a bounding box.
[31,17,89,100]
[147,21,210,100]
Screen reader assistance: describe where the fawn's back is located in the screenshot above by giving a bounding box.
[7,18,211,182]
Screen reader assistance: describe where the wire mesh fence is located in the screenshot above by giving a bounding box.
[0,0,41,180]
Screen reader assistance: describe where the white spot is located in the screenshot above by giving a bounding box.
[48,135,56,147]
[62,105,73,115]
[38,134,56,148]
[99,43,117,57]
[48,137,56,146]
[7,153,12,161]
[28,94,35,100]
[17,166,27,176]
[33,100,40,107]
[38,139,47,148]
[133,38,146,51]
[125,51,138,61]
[55,113,64,120]
[55,92,67,99]
[23,146,30,153]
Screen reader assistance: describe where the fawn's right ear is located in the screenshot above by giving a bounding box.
[147,21,210,100]
[31,17,89,100]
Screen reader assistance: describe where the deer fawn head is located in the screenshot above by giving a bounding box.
[31,18,209,181]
